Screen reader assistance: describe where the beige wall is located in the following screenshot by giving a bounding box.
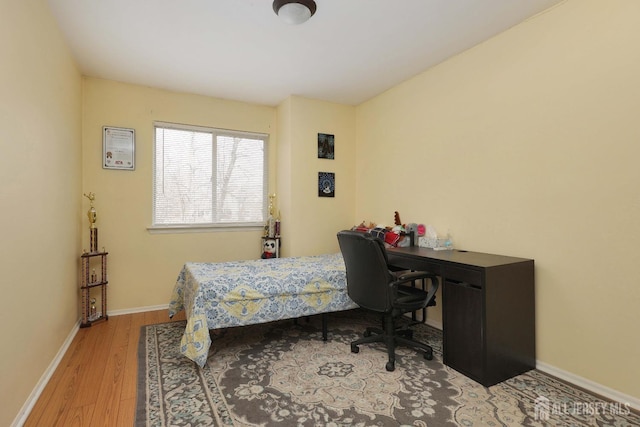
[82,82,355,318]
[276,96,356,257]
[5,1,640,423]
[82,78,277,311]
[82,82,357,314]
[0,1,82,426]
[356,0,640,399]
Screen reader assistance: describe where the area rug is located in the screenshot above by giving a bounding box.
[136,310,639,426]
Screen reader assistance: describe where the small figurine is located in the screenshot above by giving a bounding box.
[90,298,97,319]
[394,211,402,226]
[261,239,277,259]
[84,192,97,228]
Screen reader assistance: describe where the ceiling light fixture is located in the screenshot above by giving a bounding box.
[273,0,317,25]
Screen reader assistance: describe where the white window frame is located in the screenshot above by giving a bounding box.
[149,121,268,233]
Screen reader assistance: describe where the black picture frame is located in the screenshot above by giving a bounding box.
[317,133,334,159]
[318,172,335,197]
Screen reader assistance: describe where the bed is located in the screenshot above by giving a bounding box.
[168,252,358,367]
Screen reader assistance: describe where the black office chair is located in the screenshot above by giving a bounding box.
[337,230,439,372]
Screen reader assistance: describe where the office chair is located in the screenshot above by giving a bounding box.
[337,230,439,372]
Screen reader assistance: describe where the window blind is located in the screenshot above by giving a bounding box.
[153,122,267,228]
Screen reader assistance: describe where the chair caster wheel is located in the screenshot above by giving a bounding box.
[424,349,433,360]
[351,344,359,353]
[386,361,395,372]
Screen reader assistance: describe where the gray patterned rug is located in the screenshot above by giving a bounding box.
[136,310,638,426]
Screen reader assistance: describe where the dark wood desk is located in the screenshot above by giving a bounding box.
[387,246,535,387]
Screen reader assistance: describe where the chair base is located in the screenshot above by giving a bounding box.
[351,316,433,372]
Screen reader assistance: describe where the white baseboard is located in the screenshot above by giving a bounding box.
[536,361,640,412]
[107,303,169,317]
[12,320,80,427]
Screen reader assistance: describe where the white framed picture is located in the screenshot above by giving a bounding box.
[103,126,135,170]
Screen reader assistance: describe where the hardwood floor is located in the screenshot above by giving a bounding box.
[24,309,186,427]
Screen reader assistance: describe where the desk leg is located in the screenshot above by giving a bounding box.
[421,278,427,322]
[322,313,327,341]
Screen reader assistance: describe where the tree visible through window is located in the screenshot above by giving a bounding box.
[153,122,267,228]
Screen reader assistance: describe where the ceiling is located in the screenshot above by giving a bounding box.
[47,0,563,107]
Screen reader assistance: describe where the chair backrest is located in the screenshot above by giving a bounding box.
[337,230,395,313]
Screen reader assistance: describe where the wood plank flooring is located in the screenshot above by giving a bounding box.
[24,309,186,427]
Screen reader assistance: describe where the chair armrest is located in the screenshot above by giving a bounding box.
[392,271,440,306]
[395,270,437,283]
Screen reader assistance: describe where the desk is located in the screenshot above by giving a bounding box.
[387,246,535,387]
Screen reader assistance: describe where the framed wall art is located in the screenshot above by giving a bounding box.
[103,126,135,170]
[318,172,335,197]
[317,133,334,159]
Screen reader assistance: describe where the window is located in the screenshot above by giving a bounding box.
[153,122,267,229]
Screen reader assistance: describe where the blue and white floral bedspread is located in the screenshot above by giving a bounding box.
[168,252,357,367]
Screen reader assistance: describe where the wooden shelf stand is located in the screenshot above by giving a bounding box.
[80,251,109,327]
